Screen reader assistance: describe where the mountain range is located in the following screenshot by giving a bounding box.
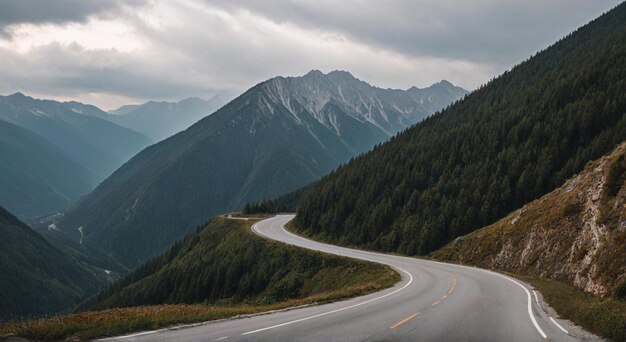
[0,94,152,219]
[52,71,467,268]
[0,93,152,180]
[1,4,625,338]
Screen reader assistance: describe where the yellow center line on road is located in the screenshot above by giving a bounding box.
[389,269,458,329]
[389,312,420,330]
[434,272,457,307]
[447,273,457,295]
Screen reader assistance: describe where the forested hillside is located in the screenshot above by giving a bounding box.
[82,217,396,310]
[0,207,109,321]
[294,3,626,256]
[243,184,311,214]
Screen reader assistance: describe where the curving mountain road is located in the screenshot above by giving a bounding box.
[103,215,599,341]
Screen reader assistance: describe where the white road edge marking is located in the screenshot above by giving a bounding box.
[490,273,547,339]
[532,290,542,310]
[549,317,569,334]
[242,266,413,335]
[244,219,415,336]
[101,329,161,340]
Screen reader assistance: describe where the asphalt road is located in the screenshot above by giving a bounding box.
[103,215,600,342]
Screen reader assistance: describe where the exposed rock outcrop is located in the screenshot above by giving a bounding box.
[432,142,626,296]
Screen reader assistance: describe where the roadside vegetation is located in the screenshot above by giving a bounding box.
[1,217,398,341]
[517,275,625,341]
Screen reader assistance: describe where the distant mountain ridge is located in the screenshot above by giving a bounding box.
[54,71,466,268]
[0,93,152,179]
[100,95,229,141]
[108,104,140,116]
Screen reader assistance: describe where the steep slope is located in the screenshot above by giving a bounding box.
[0,207,110,321]
[81,217,396,310]
[103,95,228,141]
[0,93,151,180]
[54,71,466,268]
[294,3,626,256]
[0,120,96,219]
[432,142,626,297]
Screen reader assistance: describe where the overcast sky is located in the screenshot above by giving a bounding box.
[0,0,621,110]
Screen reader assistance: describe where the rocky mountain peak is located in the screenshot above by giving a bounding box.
[257,70,466,137]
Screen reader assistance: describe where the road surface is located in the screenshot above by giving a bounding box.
[103,215,599,341]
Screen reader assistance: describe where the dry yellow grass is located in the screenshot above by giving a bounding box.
[0,264,398,341]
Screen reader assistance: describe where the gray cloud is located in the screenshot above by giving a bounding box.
[203,0,621,66]
[0,0,142,36]
[0,0,621,109]
[0,42,221,99]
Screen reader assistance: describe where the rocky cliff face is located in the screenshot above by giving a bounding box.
[432,142,626,296]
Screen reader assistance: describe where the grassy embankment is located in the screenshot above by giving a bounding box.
[1,217,399,341]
